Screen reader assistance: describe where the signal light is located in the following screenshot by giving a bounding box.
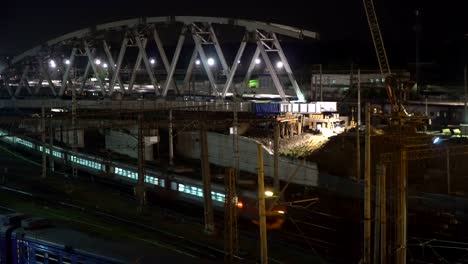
[237,201,243,209]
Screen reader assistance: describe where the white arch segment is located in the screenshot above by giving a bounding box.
[10,16,318,66]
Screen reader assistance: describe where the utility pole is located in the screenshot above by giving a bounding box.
[374,163,382,264]
[356,68,361,180]
[464,65,467,123]
[273,122,280,193]
[415,9,421,93]
[224,167,238,263]
[447,148,451,194]
[200,121,215,234]
[319,64,323,101]
[71,80,78,178]
[380,163,387,264]
[136,114,146,213]
[169,109,174,166]
[41,105,47,179]
[224,102,239,262]
[48,117,54,172]
[257,143,268,264]
[363,102,371,264]
[397,148,408,264]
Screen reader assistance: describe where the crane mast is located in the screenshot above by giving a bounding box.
[363,0,399,112]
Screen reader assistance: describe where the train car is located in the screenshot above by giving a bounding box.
[0,214,24,264]
[0,130,287,229]
[1,216,193,264]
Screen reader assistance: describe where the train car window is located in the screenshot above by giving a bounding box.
[211,191,226,202]
[34,250,45,263]
[115,167,137,179]
[52,150,63,159]
[171,182,177,190]
[39,146,51,154]
[47,253,59,264]
[145,175,160,186]
[16,138,34,148]
[160,179,165,188]
[178,184,185,192]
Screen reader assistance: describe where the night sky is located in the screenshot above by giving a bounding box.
[3,0,468,84]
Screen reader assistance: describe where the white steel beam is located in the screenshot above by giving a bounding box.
[134,34,159,94]
[23,72,32,95]
[129,38,147,91]
[35,78,43,95]
[37,58,57,97]
[10,16,318,68]
[110,38,128,91]
[221,39,247,99]
[162,27,187,97]
[3,73,13,97]
[59,48,77,96]
[80,60,91,93]
[209,24,229,74]
[257,41,286,101]
[182,48,199,93]
[193,33,218,96]
[272,33,305,102]
[84,42,106,94]
[15,65,31,97]
[153,28,178,93]
[103,40,124,92]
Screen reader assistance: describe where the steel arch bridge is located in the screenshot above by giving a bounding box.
[0,16,318,104]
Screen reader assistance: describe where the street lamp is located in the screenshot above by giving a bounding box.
[265,190,274,197]
[207,57,215,66]
[150,58,156,65]
[64,59,71,65]
[276,61,284,69]
[255,58,261,65]
[195,59,201,65]
[94,59,101,65]
[49,60,56,68]
[103,63,108,69]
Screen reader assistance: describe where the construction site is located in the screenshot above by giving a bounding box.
[1,1,468,264]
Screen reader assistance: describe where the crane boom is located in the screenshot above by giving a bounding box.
[363,0,399,112]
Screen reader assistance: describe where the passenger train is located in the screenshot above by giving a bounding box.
[0,214,194,264]
[0,130,286,229]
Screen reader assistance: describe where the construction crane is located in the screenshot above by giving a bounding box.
[362,0,399,113]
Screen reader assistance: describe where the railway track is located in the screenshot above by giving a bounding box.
[0,186,242,262]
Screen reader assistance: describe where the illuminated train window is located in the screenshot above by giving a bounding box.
[144,175,165,187]
[173,182,225,202]
[52,150,63,159]
[115,167,137,180]
[70,155,103,170]
[15,138,34,148]
[39,146,51,154]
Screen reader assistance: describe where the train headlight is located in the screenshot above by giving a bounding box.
[265,190,274,197]
[277,210,285,214]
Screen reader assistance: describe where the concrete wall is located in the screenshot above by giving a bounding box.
[176,132,318,186]
[105,130,153,161]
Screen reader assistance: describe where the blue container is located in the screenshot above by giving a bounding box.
[253,103,280,115]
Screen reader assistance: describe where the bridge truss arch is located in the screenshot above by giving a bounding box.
[0,16,318,102]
